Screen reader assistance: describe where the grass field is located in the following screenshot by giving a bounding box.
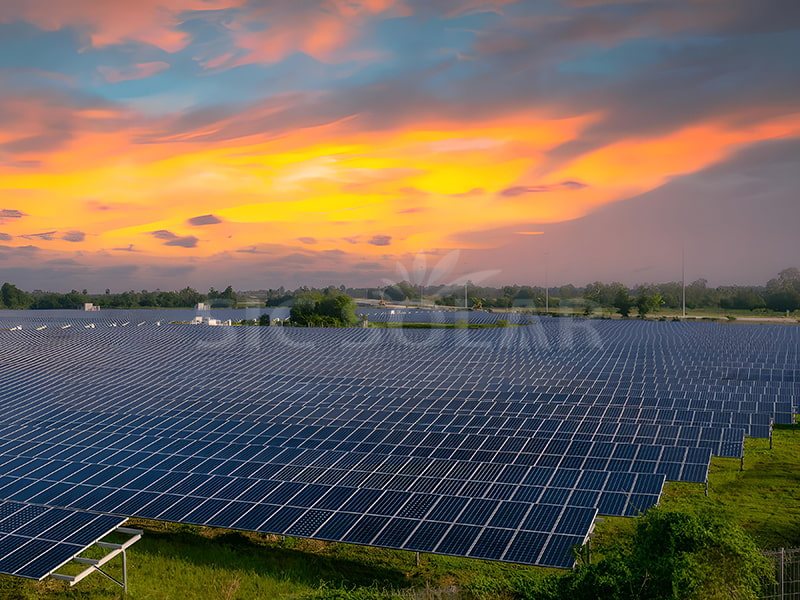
[0,424,796,599]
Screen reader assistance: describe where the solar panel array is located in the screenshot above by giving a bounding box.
[0,313,796,570]
[0,500,125,579]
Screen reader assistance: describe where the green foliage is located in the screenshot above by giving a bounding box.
[208,285,238,308]
[258,314,271,326]
[290,292,358,327]
[536,507,774,600]
[0,282,33,309]
[26,286,207,309]
[765,267,800,311]
[636,291,665,318]
[613,288,633,318]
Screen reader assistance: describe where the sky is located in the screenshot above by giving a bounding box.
[1,0,799,293]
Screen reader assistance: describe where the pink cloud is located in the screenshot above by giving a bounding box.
[98,61,170,83]
[225,0,411,67]
[439,0,520,18]
[0,0,246,52]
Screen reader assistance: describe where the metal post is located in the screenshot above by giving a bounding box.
[464,283,467,309]
[705,477,709,497]
[682,247,686,318]
[122,549,128,595]
[770,417,774,450]
[545,252,549,313]
[415,551,420,567]
[780,547,784,599]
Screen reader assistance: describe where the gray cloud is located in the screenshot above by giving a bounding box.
[368,235,392,246]
[0,233,11,241]
[297,237,317,244]
[61,230,86,242]
[21,231,57,241]
[45,258,82,266]
[148,265,196,278]
[187,214,223,226]
[164,236,199,248]
[112,244,138,252]
[151,230,178,240]
[454,136,800,286]
[0,209,26,219]
[1,132,72,154]
[353,261,383,270]
[149,230,198,248]
[499,181,588,197]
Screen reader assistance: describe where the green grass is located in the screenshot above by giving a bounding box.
[1,425,797,599]
[659,424,800,548]
[0,523,548,599]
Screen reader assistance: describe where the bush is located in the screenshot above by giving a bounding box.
[529,507,773,600]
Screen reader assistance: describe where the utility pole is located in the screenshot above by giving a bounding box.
[545,253,549,312]
[682,247,686,318]
[464,282,468,309]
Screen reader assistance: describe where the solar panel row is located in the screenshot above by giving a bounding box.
[0,314,796,569]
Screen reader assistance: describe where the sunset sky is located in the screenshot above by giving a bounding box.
[1,0,798,292]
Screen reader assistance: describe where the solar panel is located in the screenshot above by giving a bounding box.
[0,314,796,570]
[0,500,125,579]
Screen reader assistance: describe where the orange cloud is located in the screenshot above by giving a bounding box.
[4,84,799,264]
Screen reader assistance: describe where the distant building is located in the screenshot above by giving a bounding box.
[191,316,225,326]
[83,303,100,311]
[195,302,211,311]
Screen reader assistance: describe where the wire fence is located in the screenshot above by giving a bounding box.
[762,548,800,600]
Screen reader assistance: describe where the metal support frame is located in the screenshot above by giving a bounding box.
[769,417,774,450]
[51,527,142,594]
[740,437,745,471]
[704,477,709,497]
[579,517,603,568]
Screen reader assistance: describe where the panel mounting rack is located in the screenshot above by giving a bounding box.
[50,526,142,593]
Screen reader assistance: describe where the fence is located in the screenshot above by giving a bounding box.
[762,548,800,600]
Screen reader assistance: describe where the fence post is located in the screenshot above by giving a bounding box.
[780,547,784,600]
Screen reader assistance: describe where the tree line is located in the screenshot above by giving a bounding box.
[430,267,800,314]
[1,267,798,313]
[0,284,237,310]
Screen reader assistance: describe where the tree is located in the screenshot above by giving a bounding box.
[685,278,714,308]
[394,280,418,301]
[0,282,34,309]
[637,292,664,318]
[559,284,579,300]
[290,291,358,327]
[765,267,800,312]
[613,288,633,318]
